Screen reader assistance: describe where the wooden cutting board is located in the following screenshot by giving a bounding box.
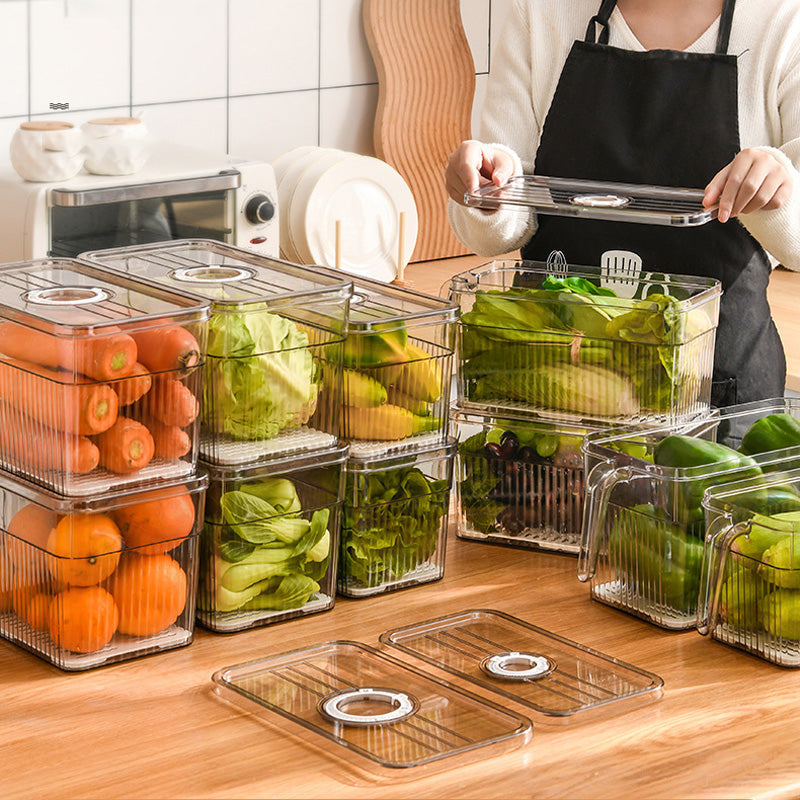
[364,0,475,262]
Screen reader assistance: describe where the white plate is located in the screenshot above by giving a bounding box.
[295,155,418,282]
[271,145,320,187]
[278,147,349,263]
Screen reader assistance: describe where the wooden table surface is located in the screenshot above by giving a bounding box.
[2,255,799,800]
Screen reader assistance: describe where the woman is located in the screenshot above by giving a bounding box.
[446,0,800,406]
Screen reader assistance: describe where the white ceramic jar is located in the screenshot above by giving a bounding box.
[82,116,150,175]
[9,120,84,182]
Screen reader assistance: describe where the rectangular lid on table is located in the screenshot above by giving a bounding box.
[381,609,662,722]
[212,640,531,772]
[464,175,717,227]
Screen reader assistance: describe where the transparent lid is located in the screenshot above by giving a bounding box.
[345,437,457,473]
[381,609,662,722]
[464,175,717,227]
[0,468,209,513]
[452,405,604,437]
[449,259,721,308]
[0,258,210,333]
[702,465,800,518]
[211,640,531,771]
[78,239,353,312]
[315,266,458,332]
[201,444,349,483]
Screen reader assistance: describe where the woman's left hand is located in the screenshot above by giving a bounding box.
[704,148,793,222]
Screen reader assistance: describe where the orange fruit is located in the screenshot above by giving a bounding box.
[16,590,52,632]
[112,486,196,556]
[109,553,187,637]
[48,586,119,653]
[6,503,59,567]
[46,513,122,587]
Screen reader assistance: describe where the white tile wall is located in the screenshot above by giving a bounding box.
[0,0,500,164]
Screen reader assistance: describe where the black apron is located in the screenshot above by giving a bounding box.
[522,0,786,406]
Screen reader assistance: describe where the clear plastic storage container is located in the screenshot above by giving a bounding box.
[212,641,532,775]
[315,269,457,455]
[448,260,720,424]
[0,471,207,671]
[197,445,348,632]
[580,402,800,630]
[699,468,800,667]
[0,258,209,495]
[79,240,353,464]
[338,439,456,598]
[454,408,596,554]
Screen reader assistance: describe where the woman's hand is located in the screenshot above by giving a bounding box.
[704,148,793,222]
[445,140,515,206]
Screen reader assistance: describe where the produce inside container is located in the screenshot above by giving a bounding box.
[454,408,593,554]
[448,260,720,423]
[313,269,457,455]
[197,445,347,632]
[338,439,455,598]
[0,471,208,671]
[580,403,800,630]
[0,258,209,495]
[699,467,800,667]
[212,641,531,773]
[381,609,663,722]
[78,240,353,464]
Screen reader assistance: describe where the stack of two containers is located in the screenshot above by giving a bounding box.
[0,257,211,669]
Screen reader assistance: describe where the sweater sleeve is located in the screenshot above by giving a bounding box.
[447,0,540,256]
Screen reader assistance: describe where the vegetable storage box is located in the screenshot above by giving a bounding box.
[454,407,596,554]
[699,468,800,667]
[579,401,800,630]
[197,444,348,632]
[448,259,721,424]
[316,268,457,455]
[0,471,207,671]
[338,438,456,598]
[0,258,209,495]
[78,240,353,465]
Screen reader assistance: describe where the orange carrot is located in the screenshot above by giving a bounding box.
[0,320,137,382]
[0,357,118,436]
[95,417,155,474]
[142,416,192,459]
[131,325,201,373]
[113,362,152,406]
[144,376,199,428]
[0,401,99,474]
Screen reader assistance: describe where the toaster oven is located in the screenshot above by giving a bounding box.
[0,141,279,262]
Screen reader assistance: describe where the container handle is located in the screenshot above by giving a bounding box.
[578,462,632,581]
[696,516,750,636]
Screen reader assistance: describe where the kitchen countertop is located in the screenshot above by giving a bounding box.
[2,255,800,800]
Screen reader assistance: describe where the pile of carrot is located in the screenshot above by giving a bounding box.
[0,320,202,478]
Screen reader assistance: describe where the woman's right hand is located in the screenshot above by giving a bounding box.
[445,140,515,206]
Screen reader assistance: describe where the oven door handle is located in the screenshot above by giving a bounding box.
[49,170,241,207]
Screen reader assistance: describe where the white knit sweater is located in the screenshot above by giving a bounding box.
[448,0,800,270]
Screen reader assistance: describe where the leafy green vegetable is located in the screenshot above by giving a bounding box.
[205,306,319,441]
[340,466,449,589]
[202,476,334,615]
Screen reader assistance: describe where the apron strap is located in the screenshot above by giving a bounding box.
[585,0,617,44]
[586,0,737,53]
[716,0,736,54]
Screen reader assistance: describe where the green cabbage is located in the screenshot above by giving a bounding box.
[205,306,318,440]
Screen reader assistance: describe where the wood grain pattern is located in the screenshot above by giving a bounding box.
[364,0,474,262]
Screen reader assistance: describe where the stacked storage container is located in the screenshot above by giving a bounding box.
[447,259,722,556]
[322,272,459,598]
[79,241,353,632]
[0,258,211,669]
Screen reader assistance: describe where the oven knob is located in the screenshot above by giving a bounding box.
[245,194,275,224]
